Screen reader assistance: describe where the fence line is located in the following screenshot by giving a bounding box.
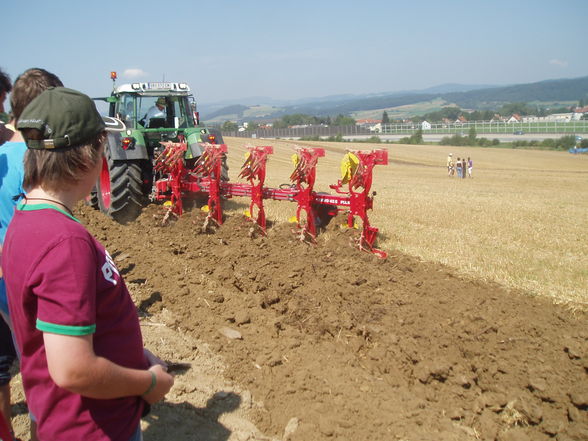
[219,120,588,139]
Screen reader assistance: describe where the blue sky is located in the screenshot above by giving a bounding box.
[3,0,587,105]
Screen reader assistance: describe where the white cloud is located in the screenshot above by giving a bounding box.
[549,59,568,67]
[123,68,148,78]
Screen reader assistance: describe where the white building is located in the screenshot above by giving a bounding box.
[369,123,382,133]
[521,113,574,123]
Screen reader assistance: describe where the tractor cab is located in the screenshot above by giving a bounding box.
[111,82,196,131]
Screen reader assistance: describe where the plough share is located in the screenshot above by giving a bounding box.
[153,142,389,258]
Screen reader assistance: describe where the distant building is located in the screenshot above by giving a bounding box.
[454,115,468,124]
[356,119,382,126]
[521,115,540,123]
[507,114,522,123]
[521,113,574,123]
[421,120,431,130]
[573,106,588,120]
[369,123,382,133]
[548,113,573,122]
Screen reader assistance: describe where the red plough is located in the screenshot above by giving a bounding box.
[152,142,388,258]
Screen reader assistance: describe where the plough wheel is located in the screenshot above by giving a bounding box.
[97,147,144,224]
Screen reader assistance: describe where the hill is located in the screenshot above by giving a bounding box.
[200,76,588,123]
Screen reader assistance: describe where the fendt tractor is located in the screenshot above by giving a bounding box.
[92,73,390,258]
[92,72,226,223]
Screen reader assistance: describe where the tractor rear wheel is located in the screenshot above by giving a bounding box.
[96,148,144,224]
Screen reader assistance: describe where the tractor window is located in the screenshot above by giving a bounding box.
[118,96,136,129]
[138,97,163,128]
[137,96,192,128]
[170,97,192,128]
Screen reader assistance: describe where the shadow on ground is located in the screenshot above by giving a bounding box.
[143,391,241,441]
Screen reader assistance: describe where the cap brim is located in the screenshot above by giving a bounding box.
[102,116,126,132]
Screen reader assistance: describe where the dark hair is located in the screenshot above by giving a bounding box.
[0,68,11,96]
[10,68,63,122]
[22,130,105,192]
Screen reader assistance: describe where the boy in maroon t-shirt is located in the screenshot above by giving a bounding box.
[2,87,174,441]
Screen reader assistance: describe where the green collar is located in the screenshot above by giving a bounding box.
[16,202,80,223]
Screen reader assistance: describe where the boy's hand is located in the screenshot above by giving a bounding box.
[142,364,174,404]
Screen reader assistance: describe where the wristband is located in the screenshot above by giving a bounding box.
[142,371,156,397]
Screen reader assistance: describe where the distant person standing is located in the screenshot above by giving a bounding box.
[456,157,462,178]
[447,153,454,176]
[467,157,473,178]
[461,157,467,179]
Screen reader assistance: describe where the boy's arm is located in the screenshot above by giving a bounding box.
[43,332,174,404]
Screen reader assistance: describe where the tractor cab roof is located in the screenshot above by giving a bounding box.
[113,82,192,96]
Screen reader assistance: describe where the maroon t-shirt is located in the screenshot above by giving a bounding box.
[2,204,146,441]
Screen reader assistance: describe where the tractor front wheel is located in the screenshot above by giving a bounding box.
[96,148,144,224]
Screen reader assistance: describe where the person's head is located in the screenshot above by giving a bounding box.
[10,68,63,123]
[156,97,166,110]
[18,87,107,193]
[0,68,11,114]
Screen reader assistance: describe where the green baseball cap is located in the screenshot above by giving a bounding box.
[17,87,124,150]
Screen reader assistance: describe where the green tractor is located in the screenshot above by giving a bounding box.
[93,75,226,223]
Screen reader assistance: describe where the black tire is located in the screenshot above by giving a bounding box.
[97,147,144,224]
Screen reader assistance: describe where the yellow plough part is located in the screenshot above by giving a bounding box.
[340,152,359,184]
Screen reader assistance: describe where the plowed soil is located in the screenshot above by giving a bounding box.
[68,202,587,441]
